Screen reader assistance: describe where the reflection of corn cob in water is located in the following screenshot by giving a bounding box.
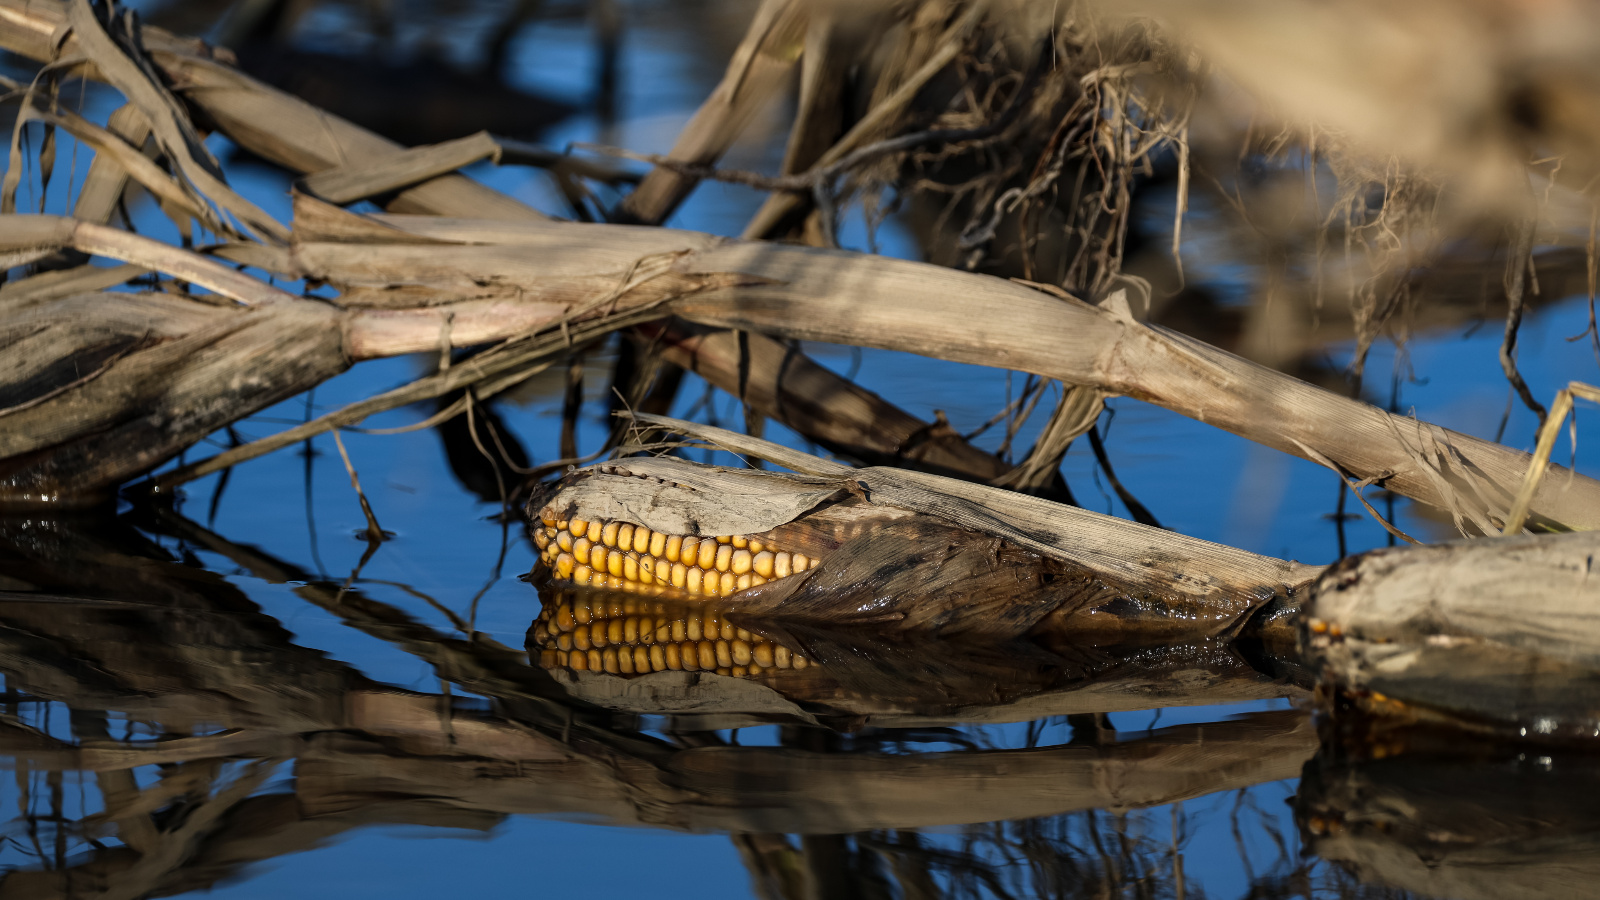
[531,511,820,597]
[529,592,810,676]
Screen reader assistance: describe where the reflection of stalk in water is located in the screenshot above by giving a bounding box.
[0,510,1365,899]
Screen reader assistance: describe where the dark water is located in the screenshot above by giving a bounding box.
[2,2,1599,898]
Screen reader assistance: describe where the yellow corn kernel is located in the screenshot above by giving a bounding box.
[774,552,792,579]
[774,645,792,668]
[731,549,752,575]
[633,646,650,673]
[572,564,593,586]
[793,655,808,670]
[731,535,748,549]
[589,621,606,648]
[679,643,699,671]
[753,551,775,578]
[569,519,588,537]
[650,531,667,558]
[556,519,569,532]
[670,562,688,588]
[686,616,703,642]
[601,521,621,547]
[534,529,551,550]
[736,573,752,591]
[687,567,705,594]
[716,535,732,544]
[555,604,576,631]
[749,540,765,554]
[731,640,752,666]
[606,618,624,645]
[573,628,591,651]
[539,510,557,528]
[573,598,592,624]
[752,642,774,667]
[720,572,736,595]
[697,540,718,570]
[556,633,573,651]
[630,526,649,554]
[792,554,810,572]
[679,537,699,566]
[622,555,639,582]
[586,521,603,543]
[555,553,576,579]
[618,647,634,674]
[697,641,717,670]
[714,544,733,572]
[569,649,588,670]
[587,649,602,671]
[649,644,667,672]
[665,535,683,563]
[556,530,574,552]
[715,640,733,668]
[540,649,558,667]
[670,619,688,643]
[736,628,751,641]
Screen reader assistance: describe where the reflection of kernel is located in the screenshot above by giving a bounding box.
[535,599,808,679]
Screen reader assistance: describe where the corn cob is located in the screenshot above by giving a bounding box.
[530,511,819,597]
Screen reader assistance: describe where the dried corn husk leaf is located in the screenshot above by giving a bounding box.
[532,457,847,538]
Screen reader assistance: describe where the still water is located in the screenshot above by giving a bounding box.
[2,2,1598,898]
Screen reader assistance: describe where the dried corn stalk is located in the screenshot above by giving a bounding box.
[1302,529,1600,737]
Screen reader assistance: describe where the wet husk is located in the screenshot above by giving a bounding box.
[532,414,1316,639]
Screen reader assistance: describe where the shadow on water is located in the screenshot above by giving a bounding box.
[0,512,1587,899]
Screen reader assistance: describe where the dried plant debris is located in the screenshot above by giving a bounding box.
[1302,529,1600,739]
[0,0,1591,549]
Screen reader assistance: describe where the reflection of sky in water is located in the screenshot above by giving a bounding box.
[7,3,1599,898]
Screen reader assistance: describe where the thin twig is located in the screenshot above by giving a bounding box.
[1291,439,1419,544]
[330,428,389,543]
[1497,215,1547,439]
